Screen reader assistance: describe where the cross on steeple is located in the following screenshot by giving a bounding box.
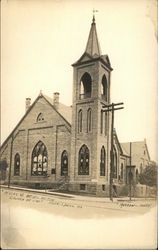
[92,9,98,23]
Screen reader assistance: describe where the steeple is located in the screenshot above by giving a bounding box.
[85,15,101,57]
[72,14,112,70]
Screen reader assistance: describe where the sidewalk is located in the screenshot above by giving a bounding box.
[1,184,156,203]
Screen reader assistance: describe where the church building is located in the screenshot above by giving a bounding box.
[0,16,151,197]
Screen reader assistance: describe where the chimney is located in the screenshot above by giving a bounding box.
[53,92,59,109]
[25,98,31,112]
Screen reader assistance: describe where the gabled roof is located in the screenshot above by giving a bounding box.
[1,93,72,149]
[120,142,131,155]
[113,129,129,157]
[121,140,150,160]
[100,55,111,67]
[121,145,129,156]
[72,52,94,65]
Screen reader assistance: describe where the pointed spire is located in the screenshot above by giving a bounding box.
[85,14,101,57]
[92,14,95,24]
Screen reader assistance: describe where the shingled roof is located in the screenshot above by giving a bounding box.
[85,15,101,57]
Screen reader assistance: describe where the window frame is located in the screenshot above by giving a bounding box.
[61,150,68,176]
[78,109,83,133]
[101,75,108,102]
[80,184,86,190]
[87,108,92,133]
[37,113,44,122]
[113,146,117,179]
[100,146,106,176]
[14,153,20,176]
[78,144,90,175]
[31,141,48,176]
[79,72,92,100]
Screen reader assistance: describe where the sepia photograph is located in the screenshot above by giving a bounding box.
[1,0,158,249]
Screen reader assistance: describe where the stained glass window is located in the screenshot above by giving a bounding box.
[78,145,89,175]
[100,146,106,176]
[14,153,20,176]
[31,141,48,176]
[61,150,68,176]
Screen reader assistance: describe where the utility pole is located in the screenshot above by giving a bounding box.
[129,142,132,201]
[102,102,124,201]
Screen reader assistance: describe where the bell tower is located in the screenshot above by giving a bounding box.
[69,16,113,195]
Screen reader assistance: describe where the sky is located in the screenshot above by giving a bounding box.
[1,0,158,161]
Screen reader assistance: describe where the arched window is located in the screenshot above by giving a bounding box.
[101,75,108,101]
[78,109,82,133]
[100,110,103,134]
[120,163,123,179]
[100,146,106,176]
[14,153,20,176]
[31,141,48,176]
[87,108,92,132]
[78,144,89,175]
[113,146,117,178]
[80,73,92,99]
[61,150,68,176]
[37,113,44,122]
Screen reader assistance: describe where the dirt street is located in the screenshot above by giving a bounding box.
[1,186,157,249]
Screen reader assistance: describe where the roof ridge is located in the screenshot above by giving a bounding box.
[43,93,71,108]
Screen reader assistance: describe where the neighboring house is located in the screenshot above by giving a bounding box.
[0,16,153,196]
[121,140,151,182]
